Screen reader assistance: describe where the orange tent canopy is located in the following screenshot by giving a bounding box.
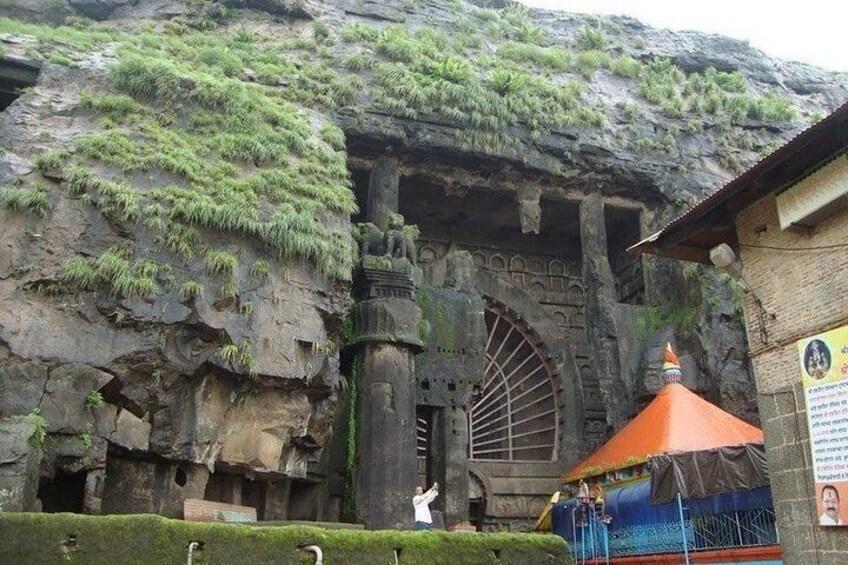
[563,382,763,482]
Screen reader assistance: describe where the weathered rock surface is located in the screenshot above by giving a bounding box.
[0,0,131,23]
[0,27,349,511]
[0,416,42,512]
[111,409,151,451]
[223,0,319,19]
[39,364,115,434]
[0,362,48,418]
[42,434,108,476]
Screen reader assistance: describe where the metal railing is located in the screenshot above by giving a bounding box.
[691,508,778,551]
[569,505,778,563]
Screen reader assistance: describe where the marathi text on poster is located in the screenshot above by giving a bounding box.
[800,325,848,527]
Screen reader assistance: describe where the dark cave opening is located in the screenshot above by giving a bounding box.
[38,470,86,513]
[605,205,644,304]
[0,57,40,112]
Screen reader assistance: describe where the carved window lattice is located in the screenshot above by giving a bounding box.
[469,299,559,461]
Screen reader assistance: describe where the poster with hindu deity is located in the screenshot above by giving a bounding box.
[800,325,848,527]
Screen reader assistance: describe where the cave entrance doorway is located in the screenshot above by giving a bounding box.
[203,472,268,520]
[468,299,559,462]
[287,479,321,521]
[605,205,644,304]
[38,470,86,513]
[468,471,487,532]
[0,57,39,112]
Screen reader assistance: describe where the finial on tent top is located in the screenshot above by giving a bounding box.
[662,342,683,384]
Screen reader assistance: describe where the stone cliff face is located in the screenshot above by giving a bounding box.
[0,0,845,520]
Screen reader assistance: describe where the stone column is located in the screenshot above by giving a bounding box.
[352,269,422,529]
[83,469,105,514]
[366,157,400,230]
[415,251,486,528]
[580,195,627,430]
[433,406,471,526]
[264,479,290,521]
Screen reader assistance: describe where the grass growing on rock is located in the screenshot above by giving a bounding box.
[332,11,795,161]
[216,341,256,375]
[342,22,606,150]
[0,185,49,218]
[205,250,238,277]
[103,49,358,280]
[1,4,801,264]
[640,59,797,122]
[60,248,159,299]
[4,18,360,283]
[179,280,204,301]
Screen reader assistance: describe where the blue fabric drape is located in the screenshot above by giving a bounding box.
[552,479,774,541]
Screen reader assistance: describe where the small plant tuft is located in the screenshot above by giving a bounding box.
[85,391,104,409]
[0,186,50,218]
[488,70,528,95]
[250,259,270,280]
[179,280,204,301]
[577,25,607,51]
[80,432,94,449]
[205,250,238,276]
[26,409,47,446]
[216,343,239,365]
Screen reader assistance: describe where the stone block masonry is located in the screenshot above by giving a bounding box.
[736,184,848,563]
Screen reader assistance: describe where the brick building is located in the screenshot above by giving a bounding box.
[630,101,848,563]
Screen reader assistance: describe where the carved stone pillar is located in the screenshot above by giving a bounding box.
[83,468,105,514]
[264,479,290,521]
[580,195,627,431]
[416,251,486,527]
[351,268,422,529]
[428,405,472,526]
[517,185,541,234]
[367,156,400,230]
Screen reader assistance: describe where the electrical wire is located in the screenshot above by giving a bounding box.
[740,242,848,251]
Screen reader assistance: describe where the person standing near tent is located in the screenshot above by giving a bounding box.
[577,479,590,503]
[413,482,438,530]
[593,483,610,523]
[577,479,590,524]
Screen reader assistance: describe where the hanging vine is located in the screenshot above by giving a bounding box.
[341,355,360,522]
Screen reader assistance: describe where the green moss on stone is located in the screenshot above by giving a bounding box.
[341,356,360,523]
[0,513,571,564]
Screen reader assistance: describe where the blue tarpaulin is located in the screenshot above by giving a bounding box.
[552,479,774,540]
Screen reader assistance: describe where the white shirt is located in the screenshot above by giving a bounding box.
[413,488,438,523]
[819,513,844,526]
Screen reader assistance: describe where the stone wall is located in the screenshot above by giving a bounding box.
[0,512,572,565]
[735,155,848,564]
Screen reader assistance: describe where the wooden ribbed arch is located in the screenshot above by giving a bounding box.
[468,299,559,461]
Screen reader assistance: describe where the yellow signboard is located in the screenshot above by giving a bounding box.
[800,325,848,527]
